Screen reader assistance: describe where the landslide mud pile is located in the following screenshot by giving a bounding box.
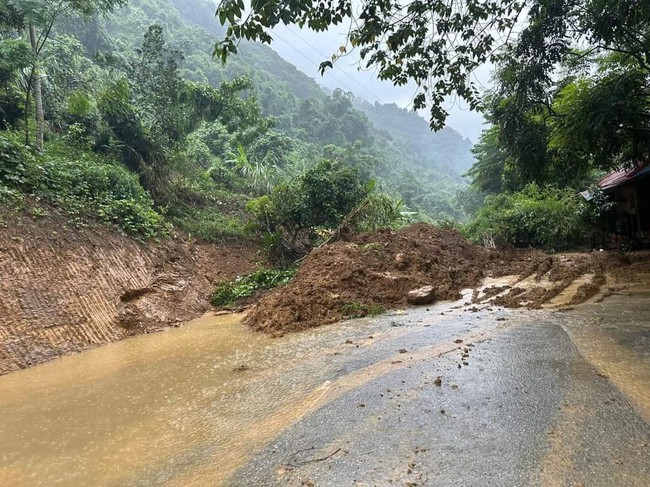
[245,224,635,334]
[245,224,496,334]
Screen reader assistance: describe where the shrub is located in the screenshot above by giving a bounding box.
[247,159,372,244]
[300,159,369,228]
[0,132,168,239]
[466,184,588,250]
[210,268,297,307]
[0,131,31,186]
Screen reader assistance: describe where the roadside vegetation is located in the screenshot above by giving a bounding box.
[210,268,297,308]
[1,0,648,298]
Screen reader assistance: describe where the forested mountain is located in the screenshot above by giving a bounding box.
[94,0,475,218]
[1,0,477,260]
[355,101,474,173]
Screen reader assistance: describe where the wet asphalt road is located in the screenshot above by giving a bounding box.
[1,292,648,486]
[228,300,650,486]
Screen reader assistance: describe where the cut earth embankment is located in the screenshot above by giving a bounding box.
[0,208,260,374]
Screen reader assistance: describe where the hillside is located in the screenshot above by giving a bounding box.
[91,0,474,220]
[355,100,475,174]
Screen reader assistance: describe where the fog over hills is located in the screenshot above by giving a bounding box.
[268,25,491,142]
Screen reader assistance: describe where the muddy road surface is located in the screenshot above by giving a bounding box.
[0,291,648,486]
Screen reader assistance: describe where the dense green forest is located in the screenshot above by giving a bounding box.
[1,0,476,261]
[3,0,648,256]
[217,0,650,251]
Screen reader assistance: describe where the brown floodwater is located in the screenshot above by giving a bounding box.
[0,301,498,487]
[1,285,648,486]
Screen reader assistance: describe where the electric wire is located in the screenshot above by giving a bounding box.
[269,27,385,104]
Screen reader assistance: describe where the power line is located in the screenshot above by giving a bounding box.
[281,27,386,105]
[268,28,359,95]
[269,27,384,105]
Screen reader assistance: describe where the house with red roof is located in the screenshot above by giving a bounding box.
[597,162,650,247]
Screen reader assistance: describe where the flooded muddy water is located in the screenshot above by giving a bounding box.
[0,298,502,486]
[0,287,648,486]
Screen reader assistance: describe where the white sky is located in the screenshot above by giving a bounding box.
[269,25,493,142]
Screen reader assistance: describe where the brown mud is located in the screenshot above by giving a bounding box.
[2,212,645,374]
[0,208,261,374]
[245,223,642,334]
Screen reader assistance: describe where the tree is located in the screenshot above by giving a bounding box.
[216,0,650,131]
[466,126,509,195]
[128,24,185,143]
[0,38,31,129]
[5,0,126,150]
[300,159,369,229]
[216,0,526,129]
[549,61,650,169]
[248,159,370,246]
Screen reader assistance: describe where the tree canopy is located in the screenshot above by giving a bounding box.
[216,0,650,131]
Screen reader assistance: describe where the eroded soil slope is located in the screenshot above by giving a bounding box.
[0,209,260,374]
[245,223,637,334]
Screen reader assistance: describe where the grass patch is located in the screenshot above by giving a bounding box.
[210,267,297,307]
[169,205,247,242]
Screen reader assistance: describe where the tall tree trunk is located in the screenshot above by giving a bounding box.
[28,23,44,152]
[23,81,31,146]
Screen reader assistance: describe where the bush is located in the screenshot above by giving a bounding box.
[300,159,369,228]
[466,184,588,250]
[0,132,168,239]
[247,159,370,243]
[210,268,297,307]
[0,131,31,186]
[347,192,409,233]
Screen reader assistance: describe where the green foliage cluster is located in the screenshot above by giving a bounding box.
[0,38,31,129]
[216,0,526,129]
[210,267,296,307]
[465,185,589,251]
[245,160,363,260]
[1,0,478,248]
[217,0,649,138]
[0,132,167,238]
[245,159,409,261]
[456,1,650,250]
[465,0,650,192]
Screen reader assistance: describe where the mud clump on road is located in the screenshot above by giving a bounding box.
[244,224,641,334]
[489,252,626,309]
[245,224,496,334]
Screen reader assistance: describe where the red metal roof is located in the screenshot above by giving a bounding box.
[598,163,650,191]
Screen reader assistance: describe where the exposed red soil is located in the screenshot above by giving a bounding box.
[246,224,496,334]
[0,205,262,374]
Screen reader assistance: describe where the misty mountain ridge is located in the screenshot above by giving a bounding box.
[62,0,475,219]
